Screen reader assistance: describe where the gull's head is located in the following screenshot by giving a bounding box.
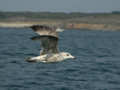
[61,52,75,59]
[56,28,64,32]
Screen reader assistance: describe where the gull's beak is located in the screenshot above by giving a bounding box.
[71,56,75,59]
[25,57,37,62]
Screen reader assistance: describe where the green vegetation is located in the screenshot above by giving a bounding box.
[0,11,120,21]
[0,11,83,20]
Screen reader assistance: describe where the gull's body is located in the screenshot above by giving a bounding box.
[26,25,75,63]
[26,52,74,63]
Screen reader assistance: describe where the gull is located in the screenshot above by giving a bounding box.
[26,25,75,63]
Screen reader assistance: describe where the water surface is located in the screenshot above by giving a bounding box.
[0,28,120,90]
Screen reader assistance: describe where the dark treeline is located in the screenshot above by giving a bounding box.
[0,11,88,19]
[0,11,120,22]
[0,11,120,19]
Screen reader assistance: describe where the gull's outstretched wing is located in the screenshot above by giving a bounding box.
[30,25,59,55]
[30,25,58,38]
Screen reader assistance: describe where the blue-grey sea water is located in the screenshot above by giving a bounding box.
[0,28,120,90]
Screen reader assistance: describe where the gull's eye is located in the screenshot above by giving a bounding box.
[66,54,69,56]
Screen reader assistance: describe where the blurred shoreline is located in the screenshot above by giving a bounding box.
[0,22,120,31]
[0,12,120,30]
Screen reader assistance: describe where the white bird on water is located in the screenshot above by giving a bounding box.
[26,25,75,63]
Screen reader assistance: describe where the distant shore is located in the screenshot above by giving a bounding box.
[0,12,120,30]
[0,21,120,31]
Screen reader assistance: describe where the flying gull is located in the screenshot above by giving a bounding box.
[26,25,75,63]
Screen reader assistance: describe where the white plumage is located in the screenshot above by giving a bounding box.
[26,52,75,63]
